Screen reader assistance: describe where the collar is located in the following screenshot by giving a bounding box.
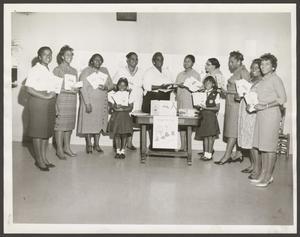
[263,72,275,80]
[126,65,138,76]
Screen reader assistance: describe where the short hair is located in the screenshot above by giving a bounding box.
[57,45,73,65]
[116,77,129,91]
[152,52,163,62]
[184,54,195,64]
[37,46,52,57]
[88,53,104,67]
[229,51,244,62]
[203,75,218,90]
[126,52,138,59]
[208,58,220,69]
[260,53,278,71]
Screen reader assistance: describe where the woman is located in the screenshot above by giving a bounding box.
[204,58,226,92]
[237,59,262,174]
[112,52,143,150]
[176,54,201,151]
[250,53,287,187]
[25,46,57,171]
[53,45,78,160]
[77,54,114,153]
[215,51,251,165]
[142,52,174,148]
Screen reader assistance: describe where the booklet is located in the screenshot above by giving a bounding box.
[235,79,252,97]
[47,75,63,94]
[64,74,77,90]
[192,92,207,106]
[244,91,259,112]
[183,76,202,92]
[111,91,129,106]
[87,71,108,89]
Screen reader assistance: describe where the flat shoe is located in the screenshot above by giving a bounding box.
[120,153,126,159]
[115,153,120,159]
[241,167,253,173]
[94,146,104,153]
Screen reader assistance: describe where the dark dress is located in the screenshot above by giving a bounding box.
[108,111,133,139]
[195,89,220,139]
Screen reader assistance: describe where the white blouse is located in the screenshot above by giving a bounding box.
[142,66,174,93]
[25,63,55,92]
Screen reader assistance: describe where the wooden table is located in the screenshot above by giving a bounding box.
[132,114,199,166]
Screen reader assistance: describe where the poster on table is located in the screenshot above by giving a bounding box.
[153,116,178,149]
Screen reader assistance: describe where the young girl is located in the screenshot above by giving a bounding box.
[195,76,220,161]
[108,78,134,159]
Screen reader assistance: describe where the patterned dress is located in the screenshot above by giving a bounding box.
[53,63,78,131]
[237,78,261,149]
[77,66,113,135]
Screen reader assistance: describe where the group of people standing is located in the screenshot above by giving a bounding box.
[24,45,287,188]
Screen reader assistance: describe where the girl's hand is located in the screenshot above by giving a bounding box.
[254,104,267,111]
[86,103,92,113]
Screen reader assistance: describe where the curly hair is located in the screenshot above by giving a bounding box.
[260,53,278,71]
[88,53,104,67]
[57,45,73,65]
[208,58,220,69]
[229,51,244,62]
[203,76,218,90]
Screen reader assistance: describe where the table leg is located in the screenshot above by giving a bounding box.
[186,126,192,166]
[140,124,147,163]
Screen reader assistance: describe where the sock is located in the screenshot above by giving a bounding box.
[204,152,209,157]
[116,148,121,154]
[120,149,125,154]
[206,152,212,159]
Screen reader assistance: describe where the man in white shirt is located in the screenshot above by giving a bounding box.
[141,52,175,149]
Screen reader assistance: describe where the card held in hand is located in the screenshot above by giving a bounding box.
[87,71,108,89]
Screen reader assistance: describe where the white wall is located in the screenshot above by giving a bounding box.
[11,12,293,152]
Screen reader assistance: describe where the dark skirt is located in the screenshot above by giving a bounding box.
[55,92,77,131]
[27,95,56,139]
[142,91,171,113]
[108,111,133,139]
[195,110,220,140]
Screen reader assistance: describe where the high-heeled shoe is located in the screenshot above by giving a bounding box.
[93,145,103,153]
[45,163,56,168]
[241,167,253,173]
[214,157,232,165]
[56,152,67,160]
[86,145,93,154]
[64,150,77,157]
[255,177,274,187]
[34,162,49,171]
[230,156,243,163]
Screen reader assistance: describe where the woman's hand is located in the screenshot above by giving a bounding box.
[234,93,242,101]
[86,103,92,113]
[98,85,105,90]
[45,92,56,99]
[254,103,267,111]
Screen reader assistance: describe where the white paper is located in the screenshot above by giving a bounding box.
[47,75,63,94]
[150,100,177,116]
[192,92,207,106]
[111,91,129,106]
[183,76,202,92]
[235,79,252,97]
[153,116,178,149]
[64,74,77,90]
[244,91,258,112]
[86,71,108,89]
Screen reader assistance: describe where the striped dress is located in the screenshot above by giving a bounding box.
[53,63,78,131]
